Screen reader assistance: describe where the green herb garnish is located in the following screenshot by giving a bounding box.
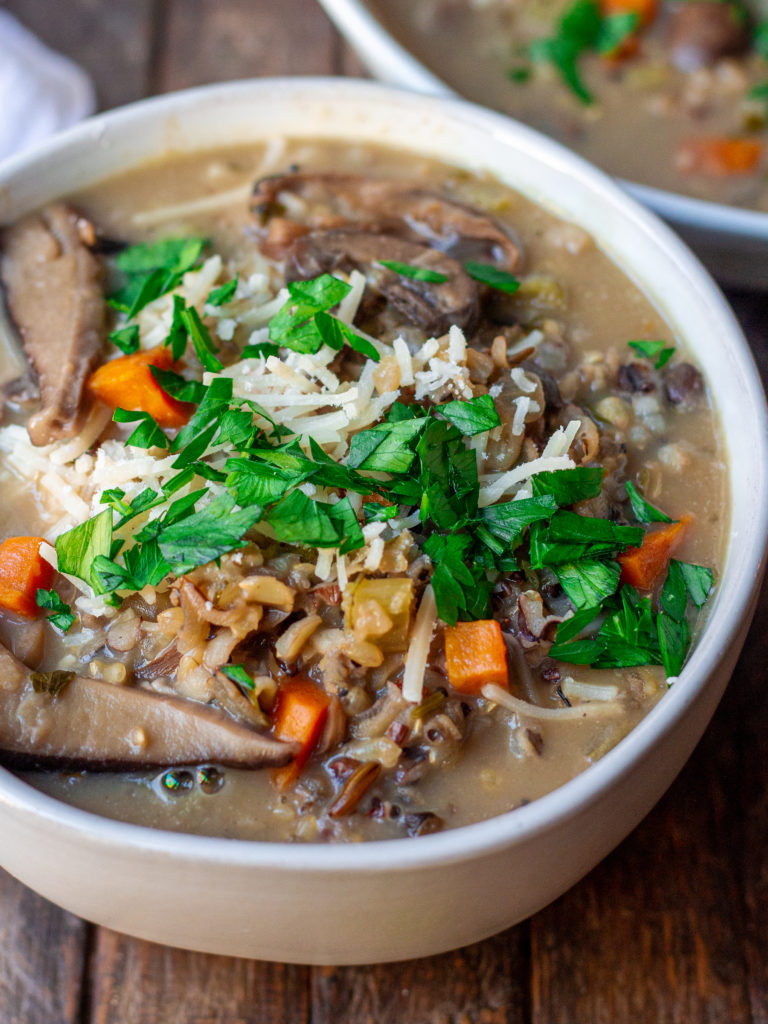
[207,277,238,307]
[528,0,638,104]
[109,324,140,355]
[35,589,75,632]
[628,339,675,368]
[55,509,113,594]
[110,237,207,317]
[464,261,521,294]
[220,664,254,689]
[379,260,449,283]
[31,670,75,698]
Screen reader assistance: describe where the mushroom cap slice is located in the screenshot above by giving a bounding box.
[0,643,295,771]
[290,229,480,336]
[0,203,105,446]
[252,172,520,270]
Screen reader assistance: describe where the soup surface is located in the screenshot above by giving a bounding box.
[368,0,768,209]
[0,141,726,841]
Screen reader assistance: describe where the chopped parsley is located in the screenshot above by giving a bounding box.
[378,260,449,283]
[109,324,140,355]
[207,277,238,307]
[464,262,520,294]
[65,252,714,677]
[528,0,639,104]
[628,339,676,369]
[35,589,75,632]
[109,237,207,317]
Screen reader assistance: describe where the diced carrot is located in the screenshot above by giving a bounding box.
[361,493,393,508]
[444,619,509,695]
[600,0,657,28]
[272,676,331,789]
[618,515,692,590]
[0,536,54,618]
[675,137,763,178]
[87,345,193,428]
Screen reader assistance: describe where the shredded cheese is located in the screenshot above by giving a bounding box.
[402,585,437,703]
[481,683,622,719]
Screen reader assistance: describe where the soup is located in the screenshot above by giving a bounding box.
[368,0,768,210]
[0,141,726,841]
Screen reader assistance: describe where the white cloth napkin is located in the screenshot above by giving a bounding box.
[0,9,95,161]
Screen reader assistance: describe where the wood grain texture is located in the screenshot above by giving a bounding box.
[0,869,87,1024]
[153,0,337,92]
[85,928,310,1024]
[3,0,156,111]
[530,697,753,1023]
[311,930,530,1024]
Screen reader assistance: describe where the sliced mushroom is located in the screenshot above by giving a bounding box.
[252,172,520,269]
[290,228,479,336]
[0,204,106,446]
[663,362,704,410]
[666,1,751,70]
[0,642,294,770]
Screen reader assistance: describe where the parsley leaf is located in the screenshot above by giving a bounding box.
[347,417,427,472]
[207,277,238,307]
[109,324,140,355]
[437,394,501,436]
[241,341,279,360]
[220,664,254,689]
[379,260,448,283]
[35,589,75,632]
[55,509,113,594]
[181,306,224,372]
[266,491,364,553]
[676,560,714,608]
[553,558,621,609]
[625,481,673,524]
[113,408,170,449]
[269,275,352,354]
[150,365,207,404]
[532,466,604,506]
[157,494,262,574]
[110,237,206,316]
[314,311,381,362]
[479,494,557,544]
[627,339,676,368]
[464,261,520,294]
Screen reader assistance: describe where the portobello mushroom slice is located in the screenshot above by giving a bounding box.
[0,643,295,771]
[252,172,521,269]
[290,229,480,336]
[0,203,106,446]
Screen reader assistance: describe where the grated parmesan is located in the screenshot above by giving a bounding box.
[402,585,437,703]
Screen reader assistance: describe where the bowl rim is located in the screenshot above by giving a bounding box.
[0,76,766,876]
[316,0,768,243]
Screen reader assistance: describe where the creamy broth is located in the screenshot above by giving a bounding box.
[368,0,768,210]
[0,141,726,841]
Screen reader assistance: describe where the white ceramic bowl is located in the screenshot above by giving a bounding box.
[318,0,768,290]
[0,79,766,965]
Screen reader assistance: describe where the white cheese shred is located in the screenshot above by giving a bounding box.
[481,683,623,719]
[402,584,437,704]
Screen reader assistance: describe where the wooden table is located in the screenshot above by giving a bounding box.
[1,2,766,1021]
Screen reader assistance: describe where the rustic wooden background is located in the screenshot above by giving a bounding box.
[1,1,766,1021]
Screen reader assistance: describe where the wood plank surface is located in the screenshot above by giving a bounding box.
[85,929,309,1024]
[0,2,767,1023]
[0,869,87,1024]
[154,0,338,92]
[311,931,530,1024]
[3,0,157,111]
